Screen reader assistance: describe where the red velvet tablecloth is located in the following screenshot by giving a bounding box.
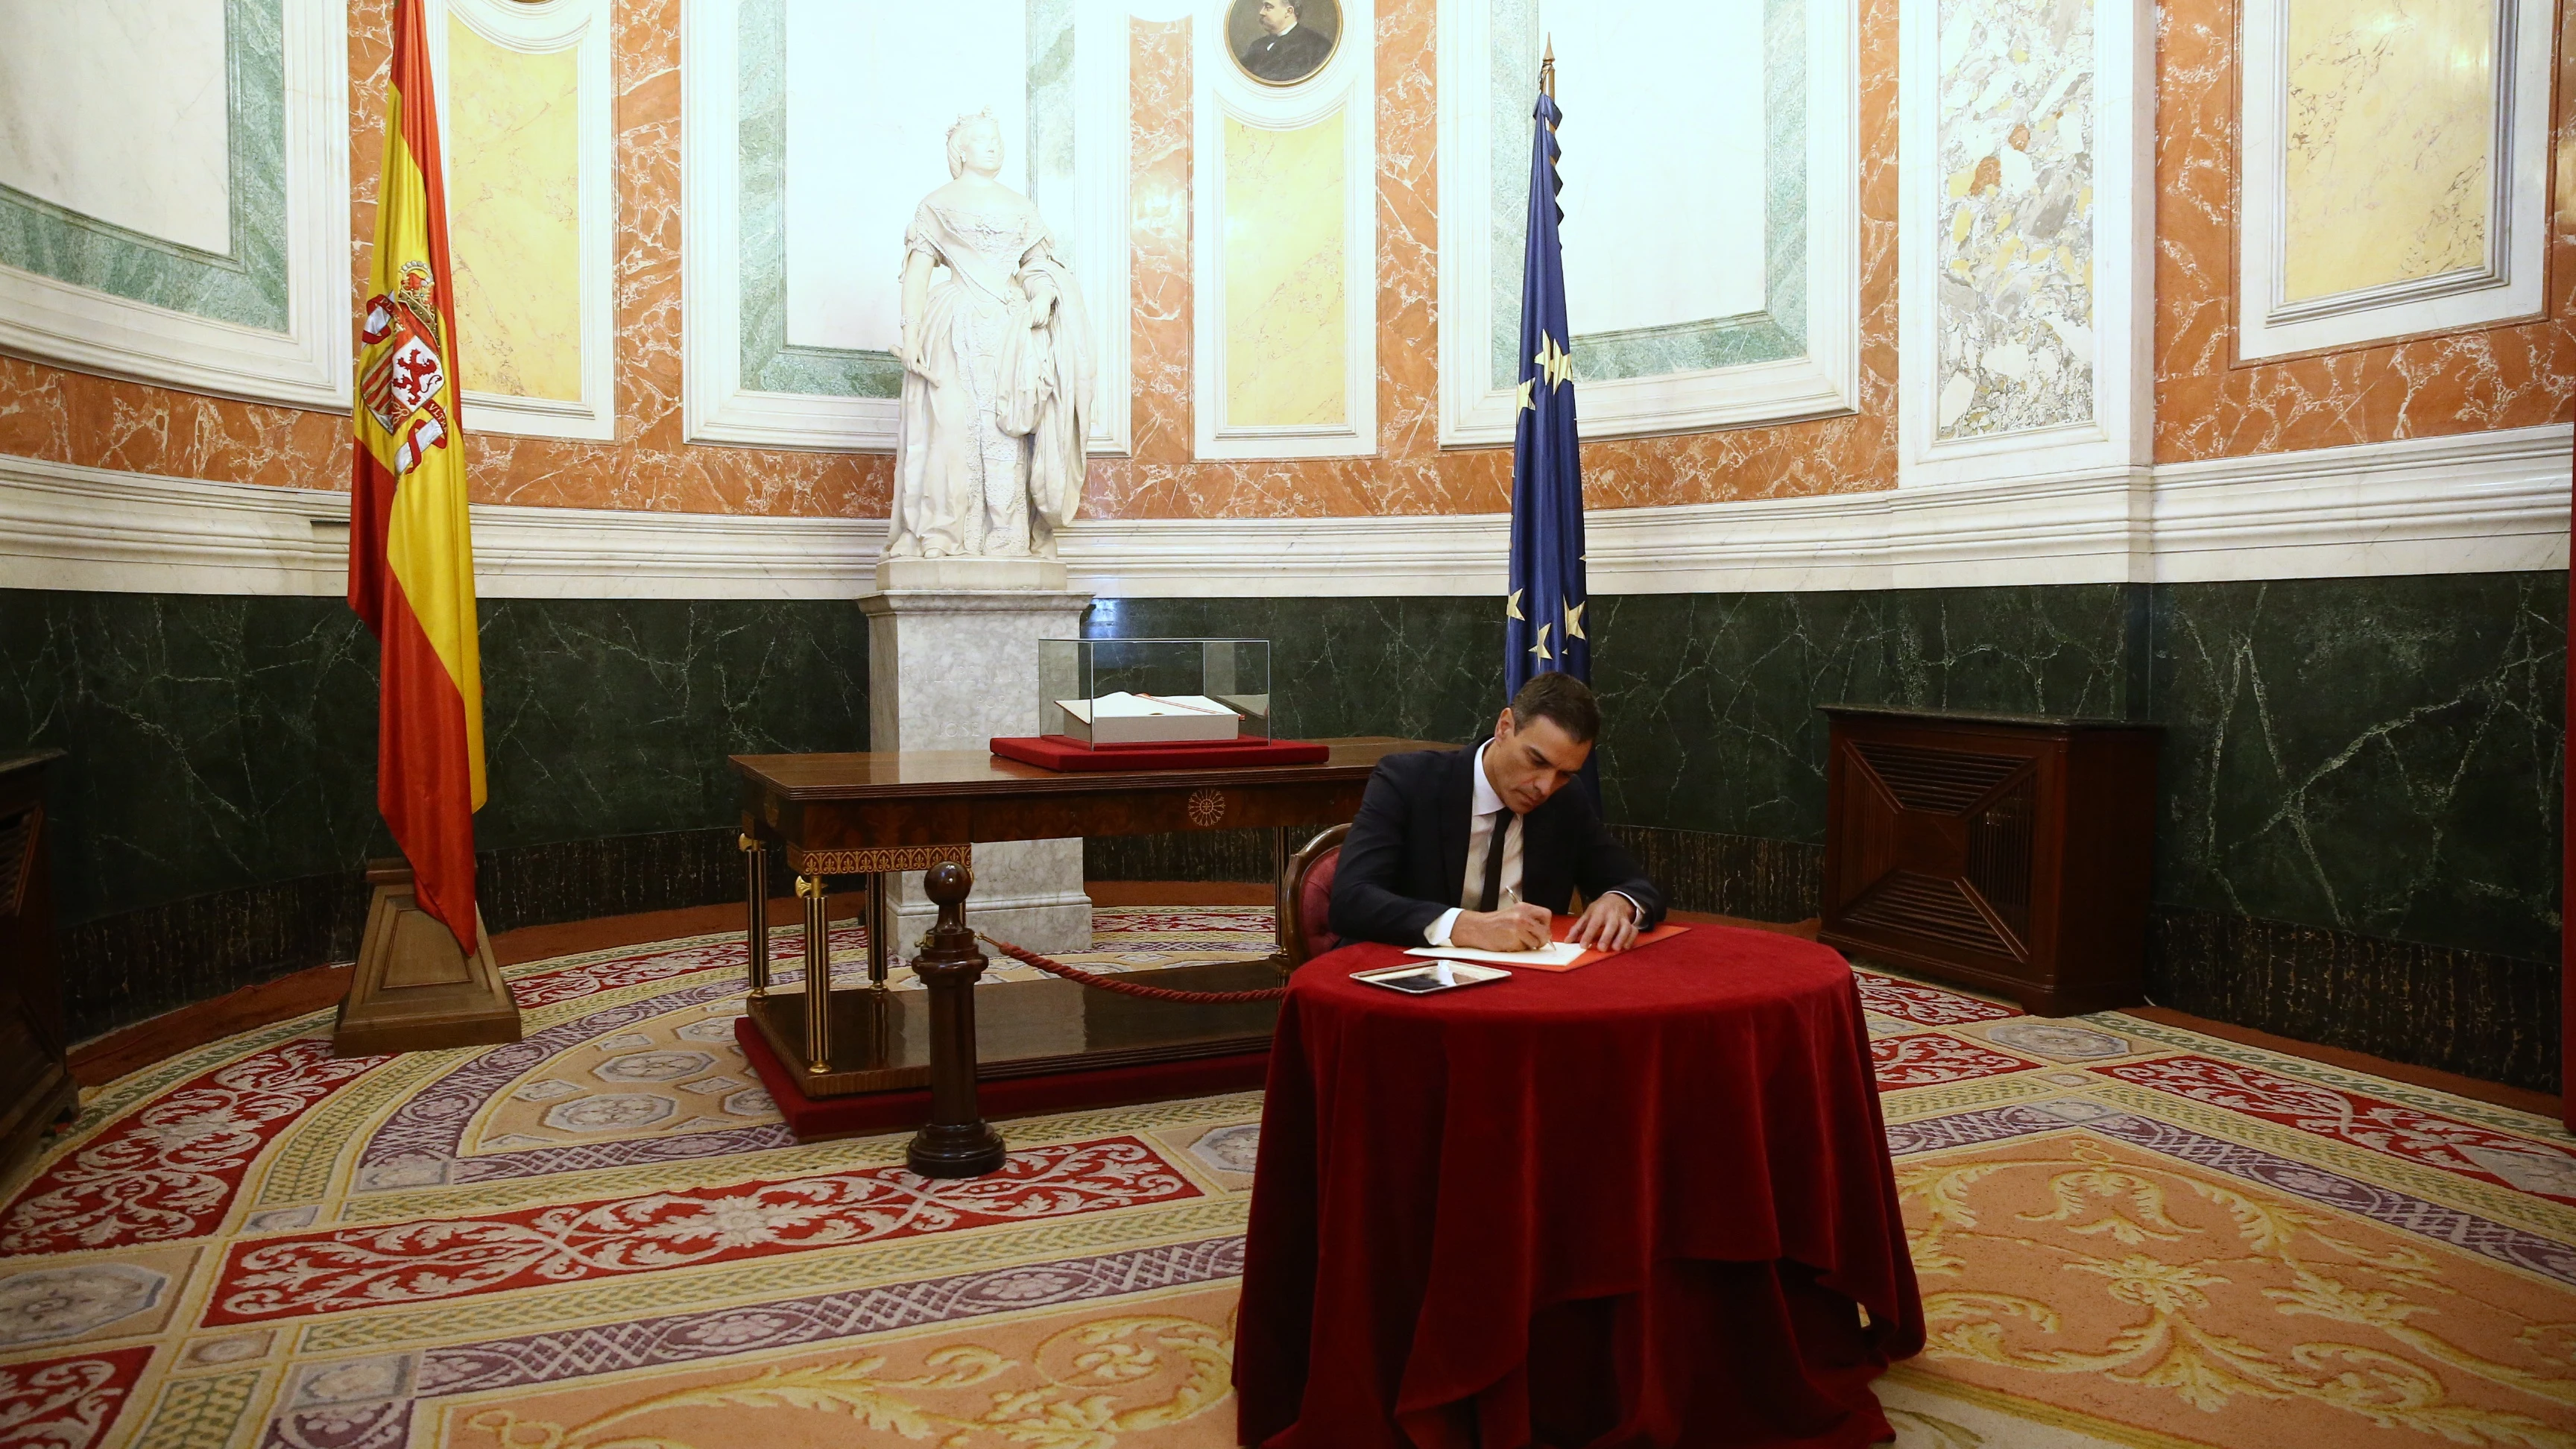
[1234,928,1925,1449]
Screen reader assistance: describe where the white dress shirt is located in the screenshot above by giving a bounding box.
[1423,741,1638,947]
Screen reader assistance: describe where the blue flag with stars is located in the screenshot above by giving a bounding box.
[1504,86,1586,702]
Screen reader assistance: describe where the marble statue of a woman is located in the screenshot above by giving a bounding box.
[885,110,1094,562]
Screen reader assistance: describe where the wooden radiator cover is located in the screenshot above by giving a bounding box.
[1819,708,2159,1017]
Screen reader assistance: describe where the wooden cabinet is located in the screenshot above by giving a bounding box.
[0,749,73,1177]
[1819,708,2159,1017]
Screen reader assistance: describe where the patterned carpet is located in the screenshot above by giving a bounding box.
[3,906,2572,1448]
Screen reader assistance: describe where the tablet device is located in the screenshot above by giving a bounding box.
[1351,961,1510,994]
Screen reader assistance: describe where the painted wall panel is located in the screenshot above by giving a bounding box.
[446,18,584,403]
[1539,1,1767,337]
[2280,0,2496,303]
[1222,113,1348,429]
[0,0,233,254]
[779,0,1029,356]
[1931,0,2097,439]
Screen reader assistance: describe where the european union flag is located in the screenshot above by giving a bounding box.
[1503,83,1585,702]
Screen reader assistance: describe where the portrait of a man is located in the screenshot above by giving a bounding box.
[1230,0,1339,86]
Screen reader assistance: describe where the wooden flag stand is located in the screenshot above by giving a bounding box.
[332,859,521,1057]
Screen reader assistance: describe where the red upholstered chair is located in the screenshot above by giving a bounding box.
[1275,824,1350,967]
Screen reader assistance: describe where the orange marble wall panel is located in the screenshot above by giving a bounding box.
[2153,0,2576,462]
[0,0,887,518]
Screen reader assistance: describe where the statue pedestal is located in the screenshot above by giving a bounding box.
[859,569,1092,956]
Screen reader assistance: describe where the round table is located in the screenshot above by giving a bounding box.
[1233,926,1925,1449]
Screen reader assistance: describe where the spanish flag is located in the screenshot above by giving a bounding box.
[349,0,484,954]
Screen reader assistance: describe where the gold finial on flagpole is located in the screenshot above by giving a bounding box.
[1540,37,1556,98]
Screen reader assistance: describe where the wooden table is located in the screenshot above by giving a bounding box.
[730,738,1436,1173]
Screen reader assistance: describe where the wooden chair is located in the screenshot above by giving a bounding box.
[1275,824,1351,967]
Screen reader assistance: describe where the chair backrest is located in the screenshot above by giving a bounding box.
[1276,824,1351,967]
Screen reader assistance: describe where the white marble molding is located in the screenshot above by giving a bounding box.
[0,0,351,409]
[1898,0,2154,484]
[426,0,620,441]
[4,425,2563,599]
[2235,0,2554,361]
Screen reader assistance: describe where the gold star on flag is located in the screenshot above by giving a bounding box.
[1533,332,1575,390]
[1505,588,1525,621]
[1563,599,1586,641]
[1528,623,1553,661]
[1516,378,1536,412]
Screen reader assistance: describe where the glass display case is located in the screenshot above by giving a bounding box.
[1038,638,1271,748]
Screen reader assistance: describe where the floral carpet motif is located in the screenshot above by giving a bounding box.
[0,906,2569,1448]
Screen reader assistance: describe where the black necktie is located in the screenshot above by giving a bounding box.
[1476,809,1513,912]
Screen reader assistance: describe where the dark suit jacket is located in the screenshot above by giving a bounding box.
[1328,743,1666,947]
[1240,25,1332,82]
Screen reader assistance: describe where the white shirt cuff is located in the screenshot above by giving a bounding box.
[1605,891,1642,921]
[1426,908,1462,947]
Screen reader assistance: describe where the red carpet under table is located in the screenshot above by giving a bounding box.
[1234,929,1925,1449]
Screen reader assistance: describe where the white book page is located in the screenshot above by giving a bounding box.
[1403,941,1586,968]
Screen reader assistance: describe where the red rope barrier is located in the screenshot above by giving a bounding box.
[976,933,1291,1003]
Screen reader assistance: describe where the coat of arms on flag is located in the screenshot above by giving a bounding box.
[359,259,451,474]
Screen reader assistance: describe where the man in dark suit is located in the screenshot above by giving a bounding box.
[1240,0,1333,83]
[1331,673,1664,953]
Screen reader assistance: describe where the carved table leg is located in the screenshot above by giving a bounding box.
[797,874,831,1073]
[906,861,1005,1178]
[741,834,769,998]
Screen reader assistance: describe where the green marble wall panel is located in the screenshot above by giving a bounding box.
[0,591,869,930]
[2149,574,2563,966]
[1585,586,2144,841]
[1083,596,1504,747]
[0,0,290,331]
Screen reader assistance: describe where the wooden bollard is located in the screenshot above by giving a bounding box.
[904,860,1006,1178]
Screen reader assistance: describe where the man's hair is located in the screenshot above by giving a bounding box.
[1269,0,1302,16]
[1509,672,1600,745]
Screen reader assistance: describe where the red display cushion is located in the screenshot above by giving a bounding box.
[989,734,1331,771]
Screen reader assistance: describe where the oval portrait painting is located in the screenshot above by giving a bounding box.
[1227,0,1342,86]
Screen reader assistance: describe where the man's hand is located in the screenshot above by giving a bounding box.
[1567,893,1639,952]
[1450,903,1550,952]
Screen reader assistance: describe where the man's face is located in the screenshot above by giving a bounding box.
[1257,0,1295,34]
[1483,709,1592,815]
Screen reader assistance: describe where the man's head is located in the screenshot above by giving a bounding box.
[1257,0,1300,35]
[1483,672,1600,815]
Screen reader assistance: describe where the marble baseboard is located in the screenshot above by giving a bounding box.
[2147,906,2560,1095]
[1082,827,1333,885]
[1609,825,1826,924]
[60,870,370,1049]
[60,827,782,1046]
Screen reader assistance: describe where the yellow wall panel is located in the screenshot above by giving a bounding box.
[1223,112,1346,429]
[446,18,584,402]
[2280,0,2495,302]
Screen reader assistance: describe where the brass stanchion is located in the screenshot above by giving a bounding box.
[740,833,769,998]
[797,874,831,1073]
